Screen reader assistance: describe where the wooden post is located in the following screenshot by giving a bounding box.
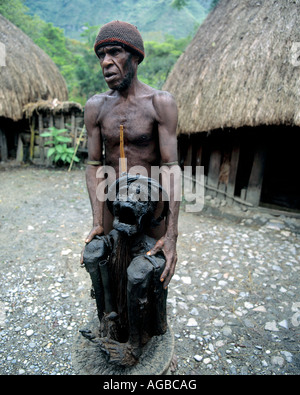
[196,145,203,168]
[49,114,54,128]
[38,113,45,163]
[0,128,8,162]
[217,182,226,199]
[195,134,203,174]
[226,138,240,203]
[183,138,194,197]
[71,111,76,147]
[245,144,266,206]
[184,138,193,167]
[207,144,222,196]
[16,134,23,163]
[60,113,64,129]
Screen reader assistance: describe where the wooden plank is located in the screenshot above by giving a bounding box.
[45,115,54,167]
[177,144,181,166]
[16,135,23,163]
[49,114,54,128]
[257,206,300,219]
[226,139,240,199]
[196,142,203,167]
[207,146,222,191]
[0,128,8,162]
[71,112,76,147]
[60,113,64,129]
[240,188,247,200]
[205,182,253,207]
[29,118,35,161]
[183,140,193,195]
[217,182,226,199]
[184,140,193,167]
[245,144,266,206]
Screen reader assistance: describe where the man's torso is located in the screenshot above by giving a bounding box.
[92,85,166,238]
[96,86,162,176]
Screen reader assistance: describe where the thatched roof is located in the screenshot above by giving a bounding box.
[23,99,83,118]
[0,15,68,122]
[163,0,300,135]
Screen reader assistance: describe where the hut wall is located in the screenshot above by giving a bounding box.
[23,106,84,165]
[1,101,85,164]
[0,127,8,162]
[178,126,300,212]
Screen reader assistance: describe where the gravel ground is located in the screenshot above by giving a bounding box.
[0,166,299,375]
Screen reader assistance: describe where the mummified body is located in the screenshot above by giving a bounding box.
[81,175,168,367]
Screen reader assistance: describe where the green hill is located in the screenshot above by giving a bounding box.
[24,0,214,40]
[1,0,217,103]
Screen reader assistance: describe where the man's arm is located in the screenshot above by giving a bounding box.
[84,96,105,243]
[147,91,180,289]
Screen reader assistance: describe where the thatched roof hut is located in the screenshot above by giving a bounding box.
[164,0,300,211]
[21,99,84,165]
[164,0,300,135]
[23,99,82,119]
[0,14,68,122]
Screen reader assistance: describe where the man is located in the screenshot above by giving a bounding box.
[81,20,179,290]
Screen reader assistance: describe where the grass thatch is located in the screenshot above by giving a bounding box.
[23,100,83,118]
[163,0,300,135]
[0,15,68,122]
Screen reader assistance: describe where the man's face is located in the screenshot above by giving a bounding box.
[97,45,135,91]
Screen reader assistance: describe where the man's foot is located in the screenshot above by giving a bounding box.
[79,328,97,342]
[98,337,140,367]
[100,311,119,339]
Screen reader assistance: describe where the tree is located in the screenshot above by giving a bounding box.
[138,34,192,89]
[171,0,190,10]
[0,1,196,103]
[209,0,220,11]
[0,0,77,95]
[73,25,107,101]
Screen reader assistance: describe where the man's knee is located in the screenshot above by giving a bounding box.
[127,256,153,286]
[144,254,165,277]
[127,254,165,289]
[83,236,109,272]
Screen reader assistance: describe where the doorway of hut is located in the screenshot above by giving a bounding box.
[260,126,300,212]
[0,117,29,162]
[234,126,300,212]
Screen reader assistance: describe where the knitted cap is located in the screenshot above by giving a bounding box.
[94,21,145,64]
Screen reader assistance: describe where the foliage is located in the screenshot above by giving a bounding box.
[71,25,107,101]
[171,0,190,10]
[138,34,193,89]
[0,0,33,30]
[23,0,213,40]
[0,0,214,103]
[41,127,80,166]
[209,0,220,11]
[0,0,78,96]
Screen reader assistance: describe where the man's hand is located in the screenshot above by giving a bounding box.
[80,225,104,266]
[85,225,104,243]
[147,235,177,289]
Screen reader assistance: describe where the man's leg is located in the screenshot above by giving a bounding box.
[144,254,168,335]
[81,236,111,328]
[127,255,154,355]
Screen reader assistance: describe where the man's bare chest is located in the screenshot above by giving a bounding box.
[99,99,157,146]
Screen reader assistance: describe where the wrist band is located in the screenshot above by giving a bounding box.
[162,161,178,167]
[86,160,102,166]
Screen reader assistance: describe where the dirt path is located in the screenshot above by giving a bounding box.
[0,167,299,375]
